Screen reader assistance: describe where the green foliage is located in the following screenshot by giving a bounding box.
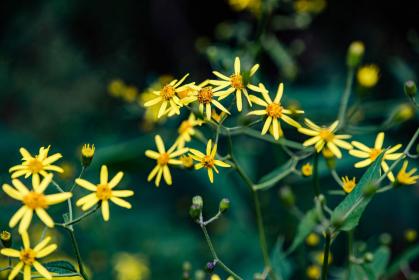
[271,238,293,280]
[43,261,78,275]
[286,209,318,254]
[254,158,297,191]
[386,244,419,277]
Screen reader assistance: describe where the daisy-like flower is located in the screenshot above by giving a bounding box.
[9,146,64,185]
[189,139,231,183]
[182,82,231,120]
[349,132,403,181]
[2,174,72,233]
[341,176,356,193]
[143,74,192,118]
[145,135,188,186]
[209,57,259,112]
[247,83,303,140]
[298,119,353,158]
[175,114,203,149]
[1,232,57,280]
[75,165,134,221]
[396,161,418,185]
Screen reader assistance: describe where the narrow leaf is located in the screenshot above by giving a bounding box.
[286,209,318,254]
[254,158,297,191]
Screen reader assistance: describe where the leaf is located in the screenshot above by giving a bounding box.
[369,246,390,278]
[271,237,293,280]
[253,158,297,191]
[349,264,375,280]
[385,244,419,277]
[286,209,318,254]
[330,153,384,232]
[43,261,77,275]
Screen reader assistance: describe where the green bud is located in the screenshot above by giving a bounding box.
[404,80,417,98]
[192,196,203,210]
[362,183,378,197]
[194,270,206,280]
[318,194,326,205]
[182,261,192,272]
[278,186,295,208]
[379,233,392,245]
[189,204,201,220]
[0,230,12,248]
[219,198,230,213]
[347,41,365,68]
[364,252,374,263]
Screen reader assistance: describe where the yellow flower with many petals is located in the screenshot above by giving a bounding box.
[9,146,64,185]
[75,165,134,221]
[396,161,418,185]
[145,135,188,187]
[298,119,352,158]
[341,176,356,193]
[2,174,72,233]
[143,74,192,118]
[357,64,379,88]
[247,83,303,140]
[175,114,203,149]
[1,232,57,280]
[209,57,259,112]
[181,82,231,120]
[189,140,231,183]
[349,132,403,181]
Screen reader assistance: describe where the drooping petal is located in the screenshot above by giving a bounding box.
[36,208,54,228]
[19,210,33,234]
[261,117,272,135]
[327,142,342,159]
[163,165,172,185]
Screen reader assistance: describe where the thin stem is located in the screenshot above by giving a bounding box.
[321,230,332,280]
[347,230,354,280]
[70,167,86,192]
[57,205,100,227]
[337,67,355,130]
[312,153,320,196]
[68,229,89,280]
[52,180,73,227]
[331,169,343,187]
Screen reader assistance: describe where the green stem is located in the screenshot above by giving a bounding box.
[321,231,332,280]
[52,180,74,230]
[337,67,355,130]
[68,229,89,280]
[312,153,320,196]
[347,230,354,280]
[70,167,86,192]
[56,205,100,227]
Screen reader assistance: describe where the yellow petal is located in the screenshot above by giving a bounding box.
[45,193,72,205]
[100,165,108,184]
[75,179,97,191]
[33,261,52,279]
[36,244,57,259]
[19,210,33,234]
[110,197,132,209]
[101,200,110,221]
[36,208,54,228]
[354,158,372,168]
[33,236,51,252]
[9,261,24,280]
[163,165,172,185]
[108,171,124,189]
[9,206,27,228]
[112,190,134,197]
[374,132,385,149]
[234,57,240,74]
[0,248,21,257]
[2,184,23,200]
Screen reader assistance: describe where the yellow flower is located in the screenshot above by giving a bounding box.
[295,0,326,14]
[9,146,64,185]
[180,155,194,169]
[211,109,227,123]
[81,144,95,167]
[108,79,126,97]
[301,163,313,177]
[341,176,356,193]
[143,74,192,118]
[1,232,57,280]
[175,114,203,149]
[210,57,259,112]
[405,229,417,242]
[145,135,188,187]
[298,119,353,158]
[306,233,320,246]
[322,147,335,159]
[189,140,231,183]
[121,85,138,103]
[211,274,234,280]
[357,64,379,88]
[181,82,231,120]
[75,165,134,221]
[396,160,419,185]
[349,132,403,181]
[2,174,72,233]
[315,251,332,265]
[248,83,303,140]
[306,265,321,279]
[113,252,150,280]
[229,0,261,14]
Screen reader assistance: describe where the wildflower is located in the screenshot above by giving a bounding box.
[113,252,150,280]
[181,83,230,120]
[211,109,227,123]
[392,103,415,123]
[81,144,95,167]
[405,229,417,242]
[189,140,231,183]
[349,132,403,181]
[247,83,303,140]
[341,176,356,193]
[306,265,321,279]
[75,165,134,221]
[143,74,192,118]
[2,174,72,233]
[145,135,188,186]
[9,146,64,185]
[347,41,365,68]
[180,155,194,168]
[121,85,138,103]
[396,161,418,185]
[306,233,320,246]
[298,119,352,158]
[108,79,126,97]
[357,64,379,88]
[1,232,57,280]
[210,57,259,112]
[301,163,313,177]
[0,230,12,248]
[295,0,326,14]
[229,0,261,14]
[322,147,334,159]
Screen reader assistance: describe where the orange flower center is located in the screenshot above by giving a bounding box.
[157,153,170,166]
[160,85,175,100]
[178,121,192,134]
[197,87,213,104]
[369,148,381,161]
[230,74,243,89]
[23,192,47,209]
[202,155,215,168]
[319,129,334,142]
[20,249,36,265]
[266,103,283,118]
[96,184,112,200]
[27,159,43,173]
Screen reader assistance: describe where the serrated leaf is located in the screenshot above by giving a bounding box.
[385,243,419,277]
[271,238,293,280]
[286,209,318,254]
[331,153,384,232]
[253,158,297,191]
[43,261,77,275]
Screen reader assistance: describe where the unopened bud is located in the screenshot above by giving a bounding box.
[206,261,216,273]
[0,230,12,248]
[192,196,203,209]
[404,80,417,98]
[195,270,206,280]
[364,252,374,263]
[318,194,326,204]
[347,41,365,68]
[379,233,392,245]
[81,144,95,167]
[362,183,378,197]
[189,204,201,220]
[219,198,230,213]
[278,186,295,208]
[391,103,415,123]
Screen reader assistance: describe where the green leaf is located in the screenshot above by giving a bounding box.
[286,209,318,254]
[43,261,77,275]
[253,158,297,191]
[385,243,419,277]
[271,238,293,280]
[369,246,390,278]
[330,153,384,232]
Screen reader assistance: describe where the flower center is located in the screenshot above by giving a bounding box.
[27,159,43,173]
[160,85,175,100]
[202,155,214,168]
[197,87,213,104]
[319,129,334,142]
[96,184,112,200]
[157,153,170,166]
[230,74,243,89]
[369,148,381,161]
[266,103,283,118]
[20,249,36,265]
[178,121,192,134]
[23,192,47,209]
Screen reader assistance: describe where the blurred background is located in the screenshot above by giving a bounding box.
[0,0,418,279]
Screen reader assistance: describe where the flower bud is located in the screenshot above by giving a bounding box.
[0,230,12,248]
[192,196,203,209]
[219,198,230,213]
[206,261,216,273]
[362,183,378,197]
[390,103,415,123]
[404,80,417,98]
[189,205,201,220]
[379,233,392,245]
[195,270,206,280]
[347,41,365,68]
[278,186,295,208]
[81,144,95,167]
[363,252,374,263]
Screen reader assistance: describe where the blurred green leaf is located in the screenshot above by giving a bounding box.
[369,246,390,278]
[271,238,293,280]
[43,261,77,275]
[385,243,419,277]
[254,158,297,191]
[286,209,318,254]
